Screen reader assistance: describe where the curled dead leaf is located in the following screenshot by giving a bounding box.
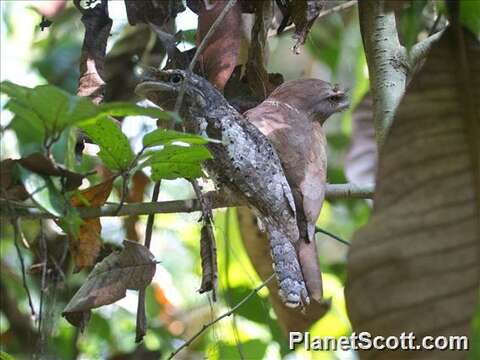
[196,0,242,91]
[70,178,114,271]
[18,152,84,191]
[124,171,150,241]
[63,240,156,331]
[277,0,324,53]
[246,0,277,100]
[124,0,185,26]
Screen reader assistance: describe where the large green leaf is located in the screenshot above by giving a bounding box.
[143,145,212,180]
[1,82,98,136]
[1,82,173,153]
[460,0,480,36]
[143,128,218,148]
[18,166,65,217]
[79,116,134,171]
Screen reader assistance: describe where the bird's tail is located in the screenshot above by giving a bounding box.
[267,224,309,308]
[297,238,323,302]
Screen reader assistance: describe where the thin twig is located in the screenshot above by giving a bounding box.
[1,183,375,219]
[38,220,47,332]
[135,180,161,343]
[113,174,129,215]
[315,226,350,246]
[12,219,36,318]
[167,273,275,360]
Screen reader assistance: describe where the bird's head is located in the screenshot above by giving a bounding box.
[135,69,223,114]
[267,79,350,124]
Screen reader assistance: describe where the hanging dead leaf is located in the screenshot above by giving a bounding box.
[124,0,185,26]
[291,0,324,53]
[276,0,324,53]
[196,0,242,91]
[70,178,114,271]
[245,0,277,100]
[63,240,156,330]
[345,28,480,359]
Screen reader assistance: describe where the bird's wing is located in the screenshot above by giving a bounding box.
[300,126,327,242]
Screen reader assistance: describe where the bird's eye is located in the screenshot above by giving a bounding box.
[170,73,183,84]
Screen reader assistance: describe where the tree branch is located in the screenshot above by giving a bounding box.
[358,0,408,144]
[409,29,445,69]
[1,183,374,220]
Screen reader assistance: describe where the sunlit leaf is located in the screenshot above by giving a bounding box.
[143,145,212,181]
[143,128,218,147]
[79,116,134,171]
[18,166,65,217]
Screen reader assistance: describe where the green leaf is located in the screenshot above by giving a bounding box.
[460,0,480,36]
[400,0,428,52]
[144,145,212,180]
[0,81,30,104]
[1,82,98,137]
[217,340,267,360]
[18,166,65,217]
[143,128,219,147]
[0,351,15,360]
[79,116,134,171]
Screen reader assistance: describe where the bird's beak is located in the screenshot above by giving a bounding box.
[135,81,175,97]
[135,75,178,110]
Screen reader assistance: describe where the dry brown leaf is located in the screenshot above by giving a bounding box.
[0,159,29,201]
[196,0,242,91]
[63,240,156,330]
[70,178,114,271]
[346,28,480,359]
[124,0,185,26]
[18,152,84,191]
[278,0,324,53]
[124,171,150,241]
[245,0,277,100]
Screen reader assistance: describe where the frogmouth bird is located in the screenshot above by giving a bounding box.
[244,80,349,301]
[135,70,348,308]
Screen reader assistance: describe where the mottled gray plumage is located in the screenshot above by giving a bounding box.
[244,79,349,301]
[135,69,309,307]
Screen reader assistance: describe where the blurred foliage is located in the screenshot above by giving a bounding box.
[1,1,477,360]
